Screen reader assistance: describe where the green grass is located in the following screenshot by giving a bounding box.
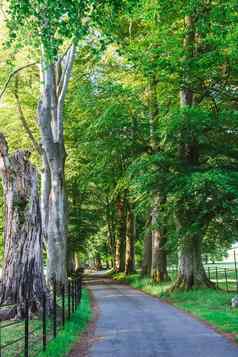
[114,273,238,341]
[165,289,238,340]
[38,289,91,357]
[1,289,91,357]
[113,272,173,295]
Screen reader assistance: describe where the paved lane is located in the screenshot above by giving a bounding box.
[86,277,238,357]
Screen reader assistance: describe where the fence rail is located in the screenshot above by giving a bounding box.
[206,266,238,292]
[167,266,238,292]
[0,276,82,357]
[167,250,238,293]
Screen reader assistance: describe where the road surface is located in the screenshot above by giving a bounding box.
[83,276,238,357]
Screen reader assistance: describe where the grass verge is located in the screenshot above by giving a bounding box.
[113,273,238,342]
[38,288,91,357]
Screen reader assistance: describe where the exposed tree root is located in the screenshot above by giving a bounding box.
[152,271,171,284]
[170,274,216,292]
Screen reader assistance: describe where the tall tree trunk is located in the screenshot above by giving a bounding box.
[125,207,135,275]
[151,195,169,282]
[40,151,51,246]
[74,251,81,272]
[0,134,46,318]
[114,198,126,273]
[47,153,66,283]
[172,234,213,290]
[38,44,76,284]
[141,230,152,276]
[67,248,76,276]
[106,198,116,268]
[114,238,121,273]
[95,254,102,271]
[173,15,212,290]
[66,182,82,275]
[147,74,169,282]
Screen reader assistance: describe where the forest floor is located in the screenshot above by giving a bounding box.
[71,274,238,357]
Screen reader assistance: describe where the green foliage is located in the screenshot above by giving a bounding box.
[86,226,111,263]
[7,0,91,59]
[6,0,127,61]
[2,0,238,270]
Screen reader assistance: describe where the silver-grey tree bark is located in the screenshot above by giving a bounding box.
[38,44,76,284]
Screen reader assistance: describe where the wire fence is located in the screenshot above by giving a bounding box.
[0,276,82,357]
[206,265,238,292]
[168,250,238,293]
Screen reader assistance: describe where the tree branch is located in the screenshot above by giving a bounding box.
[14,77,42,156]
[56,43,76,142]
[38,52,55,161]
[0,62,38,101]
[57,45,74,97]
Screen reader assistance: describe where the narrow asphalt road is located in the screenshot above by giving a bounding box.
[84,275,238,357]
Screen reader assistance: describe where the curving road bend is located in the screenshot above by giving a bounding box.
[84,275,238,357]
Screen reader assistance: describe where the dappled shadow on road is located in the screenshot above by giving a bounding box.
[70,272,238,357]
[82,272,117,287]
[83,278,114,287]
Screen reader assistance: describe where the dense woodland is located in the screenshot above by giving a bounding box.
[0,0,238,315]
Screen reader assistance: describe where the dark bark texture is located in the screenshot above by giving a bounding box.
[114,198,126,273]
[125,208,135,275]
[151,230,170,283]
[0,134,46,318]
[172,234,214,290]
[150,195,169,282]
[141,231,152,276]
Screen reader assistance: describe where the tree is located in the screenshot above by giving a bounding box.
[5,0,101,283]
[170,1,238,289]
[125,204,136,274]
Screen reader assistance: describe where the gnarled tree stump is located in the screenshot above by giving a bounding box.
[0,133,47,318]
